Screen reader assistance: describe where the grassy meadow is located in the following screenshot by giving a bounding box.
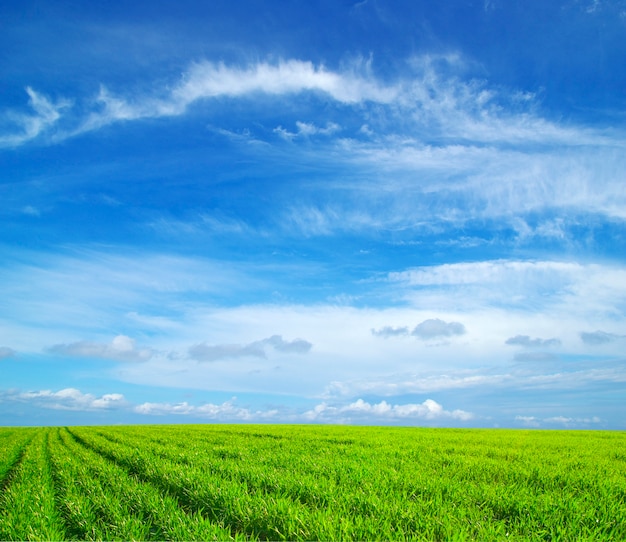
[0,424,624,540]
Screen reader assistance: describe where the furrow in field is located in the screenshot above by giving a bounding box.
[75,426,471,540]
[50,427,239,541]
[0,428,67,541]
[0,429,36,491]
[69,427,332,541]
[66,425,626,541]
[90,425,355,510]
[49,426,149,541]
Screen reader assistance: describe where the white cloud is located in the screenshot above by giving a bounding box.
[311,135,626,232]
[296,121,341,136]
[3,247,625,403]
[390,260,582,288]
[48,335,153,362]
[0,249,262,344]
[134,397,279,420]
[275,121,342,140]
[5,54,618,155]
[304,398,473,422]
[174,59,398,106]
[5,388,127,411]
[4,59,625,237]
[68,59,399,138]
[0,87,70,147]
[389,259,626,316]
[281,205,384,237]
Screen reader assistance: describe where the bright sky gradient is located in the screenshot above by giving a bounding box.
[1,0,625,428]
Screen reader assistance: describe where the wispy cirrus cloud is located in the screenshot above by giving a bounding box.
[0,87,70,147]
[274,120,341,140]
[5,57,625,239]
[1,59,398,146]
[4,54,619,151]
[388,259,626,314]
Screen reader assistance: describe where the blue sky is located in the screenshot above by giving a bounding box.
[1,0,625,428]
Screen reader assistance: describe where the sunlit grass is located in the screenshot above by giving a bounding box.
[0,425,624,540]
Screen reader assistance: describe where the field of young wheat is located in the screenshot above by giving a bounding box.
[0,424,624,541]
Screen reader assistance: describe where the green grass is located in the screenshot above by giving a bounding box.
[0,425,624,540]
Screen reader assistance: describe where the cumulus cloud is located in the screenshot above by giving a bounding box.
[134,397,278,420]
[0,347,16,359]
[304,398,473,422]
[580,330,625,345]
[371,326,410,338]
[48,335,153,362]
[411,318,466,340]
[505,335,561,347]
[189,334,312,362]
[5,388,127,411]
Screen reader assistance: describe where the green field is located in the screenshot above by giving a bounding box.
[0,425,624,541]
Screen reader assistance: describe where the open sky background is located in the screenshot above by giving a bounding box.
[1,0,625,428]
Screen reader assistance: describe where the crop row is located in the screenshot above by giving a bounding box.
[0,425,625,541]
[0,428,65,541]
[69,425,626,540]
